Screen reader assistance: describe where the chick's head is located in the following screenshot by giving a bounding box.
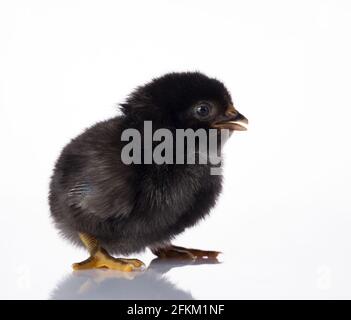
[121,72,248,131]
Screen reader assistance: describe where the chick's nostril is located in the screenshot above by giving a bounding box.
[225,105,237,117]
[225,110,237,117]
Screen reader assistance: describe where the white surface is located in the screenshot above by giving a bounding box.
[1,0,351,299]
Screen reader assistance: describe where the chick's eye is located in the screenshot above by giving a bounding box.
[195,104,210,118]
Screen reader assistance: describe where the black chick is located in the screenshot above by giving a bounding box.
[49,72,248,271]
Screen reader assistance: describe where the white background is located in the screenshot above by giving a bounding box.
[1,0,351,299]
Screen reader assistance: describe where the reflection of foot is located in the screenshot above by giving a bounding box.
[72,248,145,272]
[76,269,142,294]
[148,256,221,274]
[151,245,221,260]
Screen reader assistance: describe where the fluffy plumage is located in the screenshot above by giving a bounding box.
[49,72,246,256]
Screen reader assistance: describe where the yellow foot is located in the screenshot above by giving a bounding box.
[72,248,145,272]
[152,245,221,260]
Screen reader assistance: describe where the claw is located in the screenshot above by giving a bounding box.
[120,258,146,269]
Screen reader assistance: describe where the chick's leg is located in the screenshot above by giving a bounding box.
[151,244,221,260]
[72,233,144,271]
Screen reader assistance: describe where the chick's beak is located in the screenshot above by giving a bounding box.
[212,105,249,131]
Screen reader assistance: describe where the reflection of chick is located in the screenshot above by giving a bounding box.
[51,259,220,300]
[51,262,194,300]
[49,72,248,271]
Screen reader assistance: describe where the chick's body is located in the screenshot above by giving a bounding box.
[49,117,221,255]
